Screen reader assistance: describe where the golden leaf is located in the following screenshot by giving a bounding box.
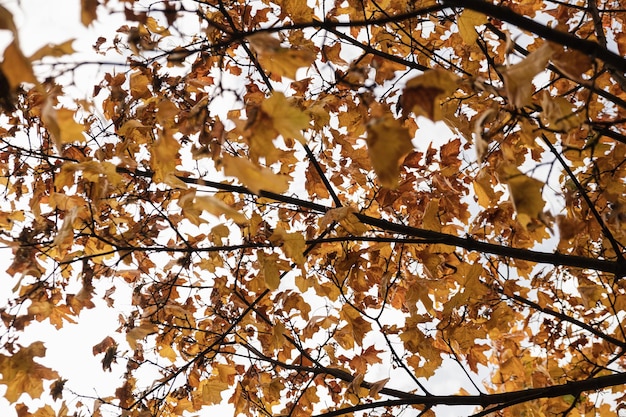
[458,9,487,44]
[260,92,310,143]
[260,252,281,290]
[501,43,555,108]
[398,69,459,121]
[29,39,76,62]
[42,104,86,149]
[369,377,390,397]
[199,378,229,405]
[81,0,99,26]
[222,153,290,195]
[366,115,413,188]
[0,5,18,40]
[126,323,157,350]
[0,342,59,403]
[269,226,305,266]
[1,41,37,90]
[150,130,180,183]
[551,48,592,80]
[249,33,315,79]
[540,93,582,131]
[320,206,368,235]
[498,165,546,227]
[179,188,248,225]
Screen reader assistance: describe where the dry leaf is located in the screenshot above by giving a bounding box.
[366,115,413,188]
[501,43,555,107]
[222,153,290,195]
[398,69,459,121]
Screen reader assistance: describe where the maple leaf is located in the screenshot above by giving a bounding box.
[398,69,459,121]
[498,164,546,228]
[248,33,316,80]
[41,104,87,150]
[222,153,290,195]
[1,41,37,91]
[458,9,487,44]
[29,40,76,62]
[81,0,99,25]
[366,115,413,188]
[501,43,555,108]
[0,342,59,402]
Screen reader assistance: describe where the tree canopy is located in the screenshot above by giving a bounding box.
[1,0,626,416]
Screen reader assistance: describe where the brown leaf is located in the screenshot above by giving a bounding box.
[1,41,37,91]
[399,69,459,121]
[366,115,413,188]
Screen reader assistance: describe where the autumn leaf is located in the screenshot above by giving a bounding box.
[1,41,37,90]
[398,69,459,121]
[366,115,413,188]
[0,342,59,402]
[498,164,546,227]
[501,43,555,108]
[269,226,306,266]
[81,0,99,26]
[249,33,316,79]
[41,104,87,149]
[222,153,290,195]
[260,91,310,143]
[458,9,487,44]
[29,39,76,62]
[178,188,248,225]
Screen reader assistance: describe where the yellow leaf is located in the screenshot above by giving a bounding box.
[260,92,310,143]
[269,226,305,266]
[1,41,37,90]
[126,323,157,350]
[540,93,582,131]
[366,115,413,188]
[29,39,75,62]
[158,345,177,362]
[42,104,86,149]
[195,195,247,224]
[458,9,487,44]
[260,252,281,290]
[81,0,99,26]
[150,130,180,183]
[320,206,368,235]
[399,69,459,121]
[369,377,390,397]
[501,43,554,108]
[498,165,545,227]
[222,153,290,195]
[199,378,229,405]
[249,33,315,79]
[0,342,59,403]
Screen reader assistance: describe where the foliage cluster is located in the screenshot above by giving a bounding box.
[1,0,626,416]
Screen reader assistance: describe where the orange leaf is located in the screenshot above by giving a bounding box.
[399,69,459,121]
[1,41,37,90]
[0,342,59,402]
[222,153,290,195]
[501,43,554,108]
[366,115,413,188]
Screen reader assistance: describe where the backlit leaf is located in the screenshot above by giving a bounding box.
[29,39,76,62]
[501,43,555,107]
[0,342,59,403]
[222,153,290,195]
[399,69,459,121]
[1,41,37,90]
[366,115,413,188]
